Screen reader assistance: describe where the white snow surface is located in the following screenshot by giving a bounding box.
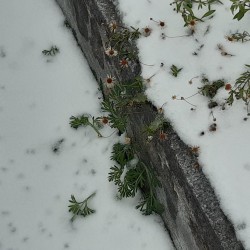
[117,0,250,248]
[0,1,174,250]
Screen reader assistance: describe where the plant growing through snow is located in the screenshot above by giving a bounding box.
[225,31,250,43]
[230,0,250,20]
[170,64,183,77]
[227,64,250,115]
[108,143,164,215]
[170,0,221,26]
[42,46,60,56]
[70,114,104,137]
[68,192,96,222]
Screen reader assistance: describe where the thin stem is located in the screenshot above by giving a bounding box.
[89,123,103,137]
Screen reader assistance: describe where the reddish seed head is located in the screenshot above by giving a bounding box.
[191,146,200,154]
[158,107,163,114]
[120,58,129,68]
[226,36,234,42]
[142,26,152,37]
[189,20,196,26]
[101,116,109,124]
[160,21,165,27]
[159,131,167,141]
[225,83,232,91]
[107,78,112,83]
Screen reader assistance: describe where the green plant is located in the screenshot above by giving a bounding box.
[70,115,103,137]
[110,143,134,167]
[144,114,165,136]
[68,192,96,222]
[227,31,250,43]
[108,143,164,215]
[135,162,164,215]
[108,26,141,60]
[101,77,146,133]
[170,64,183,77]
[64,20,71,29]
[199,76,225,98]
[42,46,59,56]
[170,0,221,26]
[101,99,127,133]
[230,0,250,20]
[227,65,250,113]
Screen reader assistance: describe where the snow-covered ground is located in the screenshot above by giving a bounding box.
[0,1,174,249]
[117,0,250,248]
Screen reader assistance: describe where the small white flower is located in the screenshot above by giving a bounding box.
[105,47,118,57]
[124,137,131,145]
[109,21,118,32]
[147,136,153,142]
[104,75,116,88]
[142,26,152,37]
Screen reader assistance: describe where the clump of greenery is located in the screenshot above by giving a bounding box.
[227,64,250,113]
[68,192,96,222]
[101,77,146,133]
[198,76,225,98]
[230,0,250,20]
[108,143,164,215]
[170,0,221,26]
[144,114,165,136]
[70,115,103,137]
[42,46,59,56]
[170,64,183,77]
[109,26,141,60]
[227,31,250,43]
[110,143,134,167]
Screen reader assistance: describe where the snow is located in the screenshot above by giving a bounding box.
[117,0,250,248]
[0,0,174,250]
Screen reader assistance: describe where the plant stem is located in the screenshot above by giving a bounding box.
[89,123,103,137]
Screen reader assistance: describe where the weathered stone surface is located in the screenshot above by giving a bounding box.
[55,0,244,249]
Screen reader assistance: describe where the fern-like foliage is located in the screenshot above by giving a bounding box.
[101,99,127,133]
[42,46,60,56]
[69,115,103,137]
[227,65,250,110]
[101,77,145,134]
[70,115,89,129]
[108,143,164,215]
[68,192,96,222]
[110,143,134,167]
[109,26,141,60]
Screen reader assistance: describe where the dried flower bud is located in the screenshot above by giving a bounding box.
[225,83,232,91]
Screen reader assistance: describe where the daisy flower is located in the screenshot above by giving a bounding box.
[109,21,118,32]
[104,75,116,88]
[119,58,129,68]
[105,47,118,57]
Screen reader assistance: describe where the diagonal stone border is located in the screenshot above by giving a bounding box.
[55,0,244,249]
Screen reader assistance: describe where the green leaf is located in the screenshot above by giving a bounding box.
[202,9,216,18]
[234,10,245,20]
[110,143,134,167]
[69,115,89,129]
[68,192,96,222]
